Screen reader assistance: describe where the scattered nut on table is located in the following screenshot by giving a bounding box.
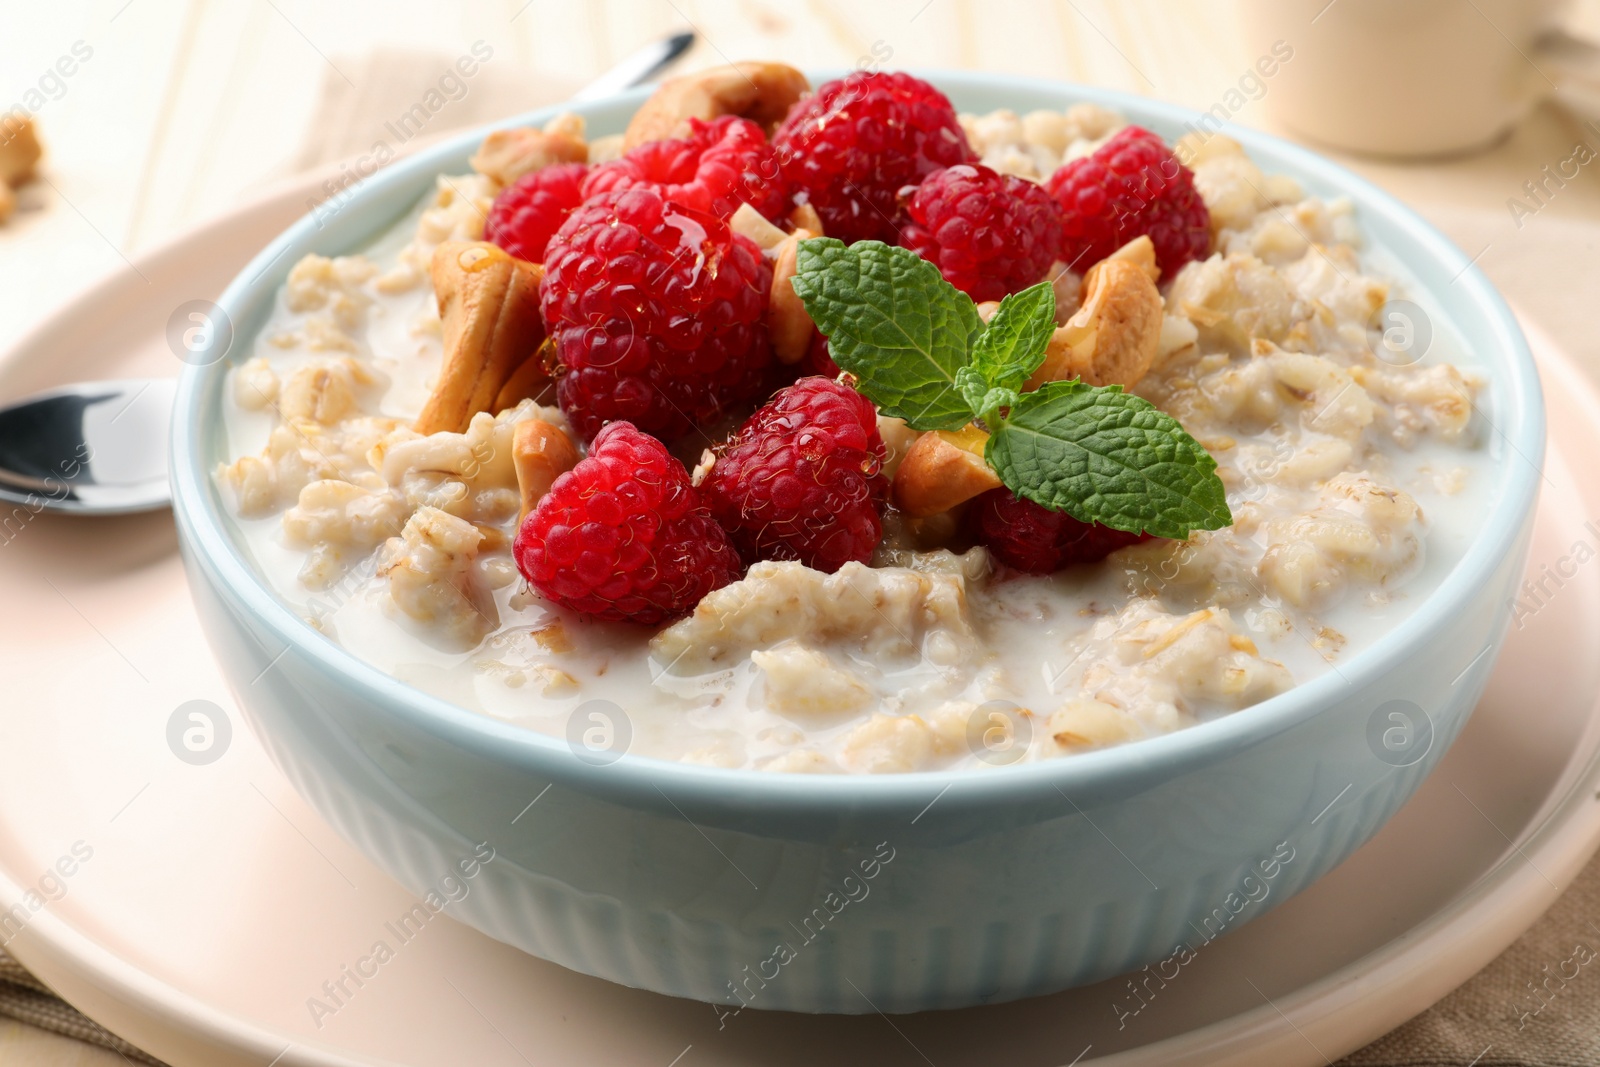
[0,116,43,226]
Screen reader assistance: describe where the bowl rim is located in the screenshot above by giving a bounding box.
[170,69,1545,811]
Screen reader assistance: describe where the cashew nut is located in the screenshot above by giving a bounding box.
[493,337,557,411]
[623,62,809,149]
[767,227,819,364]
[789,202,824,235]
[415,242,547,436]
[891,425,1002,518]
[1107,234,1160,283]
[513,418,579,523]
[1026,245,1164,390]
[470,118,588,187]
[587,133,625,164]
[727,202,827,365]
[729,202,789,250]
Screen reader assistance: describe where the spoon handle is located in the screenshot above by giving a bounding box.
[571,30,696,103]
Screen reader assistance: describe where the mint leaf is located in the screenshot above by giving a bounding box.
[986,380,1232,539]
[791,238,980,431]
[956,373,1019,424]
[980,386,1021,414]
[967,281,1056,399]
[954,366,990,416]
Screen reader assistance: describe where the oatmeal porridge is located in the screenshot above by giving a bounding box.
[216,64,1490,773]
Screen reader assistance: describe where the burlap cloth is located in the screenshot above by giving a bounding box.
[0,946,164,1064]
[7,50,1598,1067]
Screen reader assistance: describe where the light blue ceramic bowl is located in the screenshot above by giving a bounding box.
[170,71,1543,1014]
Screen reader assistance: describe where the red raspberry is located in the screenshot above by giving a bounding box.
[582,116,788,221]
[966,488,1151,574]
[700,377,887,573]
[1045,126,1211,276]
[514,422,741,624]
[483,162,589,263]
[899,164,1065,302]
[541,187,773,442]
[771,71,977,244]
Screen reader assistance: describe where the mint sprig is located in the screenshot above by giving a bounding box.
[790,238,979,431]
[790,239,1232,540]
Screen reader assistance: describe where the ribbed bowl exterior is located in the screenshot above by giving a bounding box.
[172,73,1544,1013]
[182,522,1524,1012]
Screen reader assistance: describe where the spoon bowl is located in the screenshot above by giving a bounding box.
[0,378,174,515]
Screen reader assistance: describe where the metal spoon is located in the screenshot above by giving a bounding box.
[0,30,696,517]
[0,379,176,515]
[572,30,695,102]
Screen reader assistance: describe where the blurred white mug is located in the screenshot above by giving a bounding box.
[1236,0,1600,156]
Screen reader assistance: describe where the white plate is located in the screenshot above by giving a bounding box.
[2,173,1598,1067]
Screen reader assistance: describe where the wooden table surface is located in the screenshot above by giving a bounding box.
[6,1,1600,1063]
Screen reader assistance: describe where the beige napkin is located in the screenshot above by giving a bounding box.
[0,947,164,1064]
[1340,846,1600,1066]
[9,48,1599,1067]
